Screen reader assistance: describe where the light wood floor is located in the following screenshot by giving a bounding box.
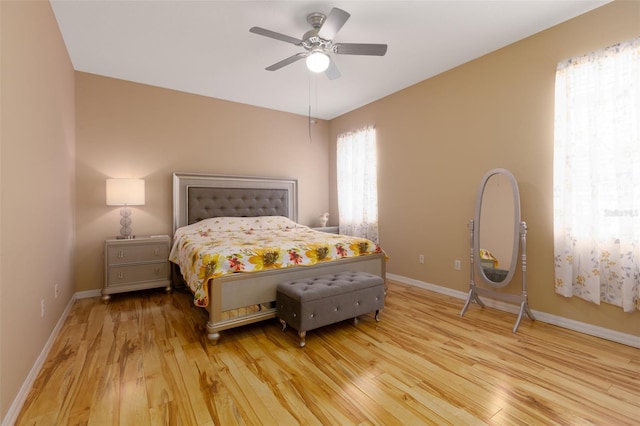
[16,281,640,425]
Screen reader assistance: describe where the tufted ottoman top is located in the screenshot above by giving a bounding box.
[277,271,384,302]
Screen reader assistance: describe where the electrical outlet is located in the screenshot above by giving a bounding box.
[419,254,425,264]
[454,260,462,270]
[55,284,59,299]
[40,299,45,317]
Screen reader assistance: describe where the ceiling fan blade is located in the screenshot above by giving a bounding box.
[250,27,301,45]
[317,8,350,40]
[325,57,341,80]
[265,52,307,71]
[333,43,388,56]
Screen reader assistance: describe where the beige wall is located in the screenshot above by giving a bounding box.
[329,0,640,336]
[74,73,330,292]
[1,0,75,418]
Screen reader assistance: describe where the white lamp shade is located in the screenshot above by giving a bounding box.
[106,178,145,206]
[306,51,330,73]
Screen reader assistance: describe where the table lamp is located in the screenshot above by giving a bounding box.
[106,178,145,239]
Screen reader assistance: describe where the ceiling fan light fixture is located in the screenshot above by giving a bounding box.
[306,51,330,73]
[251,7,386,78]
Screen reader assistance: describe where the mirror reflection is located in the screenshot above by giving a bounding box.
[478,174,515,283]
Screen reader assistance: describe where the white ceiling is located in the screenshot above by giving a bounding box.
[50,0,610,120]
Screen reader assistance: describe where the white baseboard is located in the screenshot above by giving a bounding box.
[75,289,101,299]
[386,273,640,349]
[2,293,78,426]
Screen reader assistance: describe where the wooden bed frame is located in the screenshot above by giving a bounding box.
[172,172,386,344]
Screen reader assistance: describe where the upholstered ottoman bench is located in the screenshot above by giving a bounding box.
[276,271,385,347]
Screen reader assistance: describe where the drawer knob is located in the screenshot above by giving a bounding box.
[154,248,160,256]
[154,267,161,276]
[117,271,124,279]
[117,250,124,258]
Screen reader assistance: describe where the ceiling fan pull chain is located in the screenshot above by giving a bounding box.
[308,75,312,143]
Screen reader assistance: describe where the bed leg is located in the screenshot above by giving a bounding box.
[206,322,221,345]
[207,332,220,345]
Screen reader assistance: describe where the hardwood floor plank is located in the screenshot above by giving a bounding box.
[535,368,640,421]
[214,351,280,424]
[141,337,172,408]
[86,363,120,426]
[273,380,325,426]
[119,378,151,425]
[375,372,474,426]
[167,338,217,425]
[609,383,640,403]
[16,282,640,425]
[58,336,105,424]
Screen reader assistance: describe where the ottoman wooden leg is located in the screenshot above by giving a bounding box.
[279,318,287,331]
[298,330,306,348]
[375,309,381,322]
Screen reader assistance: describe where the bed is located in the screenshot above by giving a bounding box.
[171,172,387,344]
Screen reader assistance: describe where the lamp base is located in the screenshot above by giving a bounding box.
[118,207,135,239]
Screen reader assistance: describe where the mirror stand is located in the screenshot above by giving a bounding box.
[460,219,535,332]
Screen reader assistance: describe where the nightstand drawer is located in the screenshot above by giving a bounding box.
[107,243,169,265]
[107,262,170,287]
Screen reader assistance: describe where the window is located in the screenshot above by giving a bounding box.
[337,125,379,243]
[553,37,640,312]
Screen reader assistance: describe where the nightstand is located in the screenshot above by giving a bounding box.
[312,226,339,234]
[102,235,171,301]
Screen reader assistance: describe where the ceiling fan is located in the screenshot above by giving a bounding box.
[249,7,388,80]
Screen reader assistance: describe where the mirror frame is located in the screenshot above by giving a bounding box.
[473,168,521,288]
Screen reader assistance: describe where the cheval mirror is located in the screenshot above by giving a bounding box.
[460,168,535,332]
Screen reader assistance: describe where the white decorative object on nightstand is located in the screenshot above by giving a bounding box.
[312,226,339,234]
[102,235,171,301]
[319,212,329,227]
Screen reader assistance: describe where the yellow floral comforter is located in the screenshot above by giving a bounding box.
[169,216,384,307]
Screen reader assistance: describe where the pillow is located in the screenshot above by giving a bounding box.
[258,216,299,230]
[190,217,261,232]
[177,216,299,234]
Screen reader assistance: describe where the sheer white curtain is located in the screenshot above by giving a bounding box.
[337,125,379,243]
[553,37,640,312]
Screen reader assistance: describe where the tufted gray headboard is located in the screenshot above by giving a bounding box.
[172,173,298,233]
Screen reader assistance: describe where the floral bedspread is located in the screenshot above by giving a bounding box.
[169,216,384,307]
